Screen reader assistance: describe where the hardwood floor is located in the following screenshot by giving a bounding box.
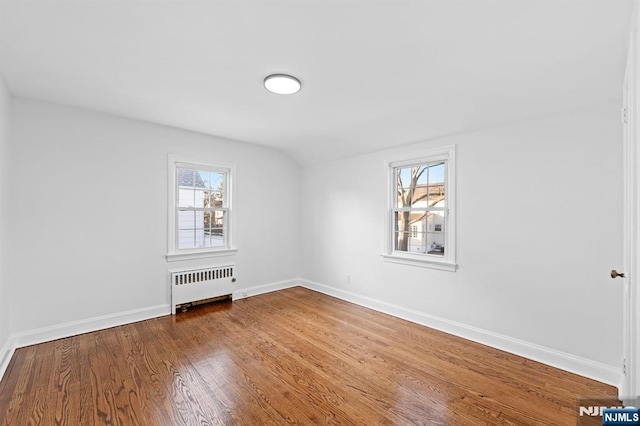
[0,287,617,425]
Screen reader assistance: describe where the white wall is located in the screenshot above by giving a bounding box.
[0,76,10,356]
[1,95,625,385]
[8,98,301,333]
[301,102,623,372]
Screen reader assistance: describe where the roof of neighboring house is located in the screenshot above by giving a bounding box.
[178,168,206,188]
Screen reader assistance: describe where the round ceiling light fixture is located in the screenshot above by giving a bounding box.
[264,74,301,95]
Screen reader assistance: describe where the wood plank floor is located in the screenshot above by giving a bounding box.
[0,287,617,425]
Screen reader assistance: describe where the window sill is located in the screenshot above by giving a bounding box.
[381,253,457,271]
[166,248,238,262]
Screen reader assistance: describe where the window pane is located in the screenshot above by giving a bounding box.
[177,168,192,187]
[427,206,445,255]
[178,210,195,249]
[192,188,205,208]
[398,187,429,208]
[427,211,445,233]
[397,187,407,208]
[396,167,411,189]
[203,211,225,248]
[428,162,445,184]
[177,168,203,189]
[213,210,224,228]
[410,232,426,253]
[427,163,445,206]
[427,233,445,255]
[200,171,212,189]
[178,209,210,249]
[211,172,225,191]
[396,167,410,207]
[397,165,434,208]
[395,211,427,253]
[204,227,225,247]
[395,211,426,233]
[200,190,212,208]
[394,231,407,251]
[428,184,445,206]
[201,171,225,207]
[209,191,223,208]
[416,164,429,185]
[177,168,203,207]
[395,231,427,254]
[178,209,195,229]
[203,211,211,231]
[178,188,195,208]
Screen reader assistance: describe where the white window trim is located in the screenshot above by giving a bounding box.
[382,145,457,271]
[166,155,237,262]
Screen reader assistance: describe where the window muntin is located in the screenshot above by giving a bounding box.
[393,161,447,256]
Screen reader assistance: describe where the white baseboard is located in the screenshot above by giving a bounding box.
[299,278,622,387]
[0,278,299,382]
[1,278,622,390]
[7,277,299,352]
[11,304,171,350]
[0,303,171,382]
[0,335,16,383]
[232,278,298,300]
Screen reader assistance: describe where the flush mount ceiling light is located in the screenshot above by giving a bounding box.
[264,74,301,95]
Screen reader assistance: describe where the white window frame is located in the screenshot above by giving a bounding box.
[382,145,457,271]
[166,155,237,262]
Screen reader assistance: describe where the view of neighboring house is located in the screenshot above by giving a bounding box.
[396,162,446,255]
[399,189,445,254]
[177,168,225,249]
[405,202,445,254]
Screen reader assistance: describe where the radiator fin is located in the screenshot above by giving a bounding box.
[173,266,233,286]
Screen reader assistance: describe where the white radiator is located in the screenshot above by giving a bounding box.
[170,265,235,314]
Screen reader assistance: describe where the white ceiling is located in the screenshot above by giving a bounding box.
[0,0,633,164]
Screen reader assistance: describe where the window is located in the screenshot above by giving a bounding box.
[382,146,456,271]
[167,158,236,261]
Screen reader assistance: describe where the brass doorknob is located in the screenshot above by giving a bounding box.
[611,269,626,279]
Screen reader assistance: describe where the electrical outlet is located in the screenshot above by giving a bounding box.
[345,274,350,284]
[242,291,248,297]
